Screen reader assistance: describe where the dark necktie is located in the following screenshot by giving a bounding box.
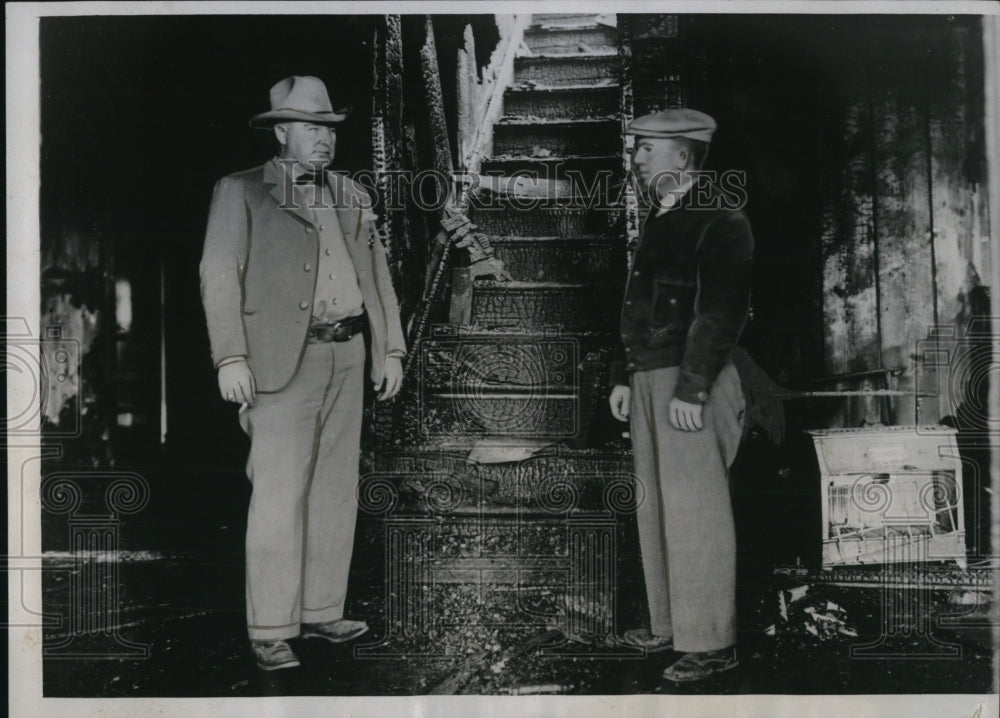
[294,170,326,186]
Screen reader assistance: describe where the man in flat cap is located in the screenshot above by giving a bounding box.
[200,75,406,671]
[608,108,753,682]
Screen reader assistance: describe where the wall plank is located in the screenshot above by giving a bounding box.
[927,19,991,421]
[819,93,880,376]
[870,24,936,425]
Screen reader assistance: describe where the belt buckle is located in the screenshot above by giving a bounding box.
[330,321,350,341]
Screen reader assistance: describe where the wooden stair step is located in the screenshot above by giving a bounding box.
[523,24,618,54]
[503,83,619,120]
[489,235,623,283]
[481,153,623,179]
[493,117,621,156]
[531,13,612,28]
[470,280,618,330]
[369,448,636,515]
[468,194,621,236]
[514,54,619,87]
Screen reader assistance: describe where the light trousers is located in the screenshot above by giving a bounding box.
[238,335,365,640]
[629,364,745,652]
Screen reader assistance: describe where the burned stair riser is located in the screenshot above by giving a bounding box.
[532,13,608,26]
[493,122,620,156]
[504,87,619,120]
[480,155,622,180]
[523,26,618,54]
[396,334,617,442]
[365,456,637,512]
[468,202,621,236]
[514,56,619,87]
[471,285,617,331]
[420,395,580,438]
[492,239,623,283]
[419,336,581,390]
[410,398,623,445]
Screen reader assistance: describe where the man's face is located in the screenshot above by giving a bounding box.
[631,136,689,199]
[275,121,337,170]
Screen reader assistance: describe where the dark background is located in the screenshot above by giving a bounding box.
[40,15,379,542]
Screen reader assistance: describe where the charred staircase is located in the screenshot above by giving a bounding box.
[363,14,637,656]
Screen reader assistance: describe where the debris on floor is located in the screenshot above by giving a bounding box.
[466,437,554,464]
[948,590,988,607]
[763,584,859,640]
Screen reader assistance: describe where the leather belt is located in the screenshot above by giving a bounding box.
[306,312,367,343]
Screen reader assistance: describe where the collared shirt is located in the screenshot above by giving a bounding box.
[651,176,695,216]
[285,162,365,324]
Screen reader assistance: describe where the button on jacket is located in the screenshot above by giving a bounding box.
[610,182,754,404]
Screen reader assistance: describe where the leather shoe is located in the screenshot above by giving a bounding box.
[662,646,738,683]
[301,618,369,644]
[620,627,674,653]
[252,639,300,671]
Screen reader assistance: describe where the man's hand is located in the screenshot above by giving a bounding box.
[376,357,403,401]
[609,385,631,422]
[218,359,256,404]
[669,397,703,431]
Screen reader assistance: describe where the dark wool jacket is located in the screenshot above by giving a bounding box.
[609,183,754,404]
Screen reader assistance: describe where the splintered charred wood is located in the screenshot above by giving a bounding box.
[616,15,640,264]
[440,206,502,265]
[420,15,454,190]
[456,23,477,166]
[372,15,406,283]
[406,206,511,359]
[401,17,512,384]
[404,230,451,378]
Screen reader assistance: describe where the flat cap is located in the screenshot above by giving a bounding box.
[625,108,716,142]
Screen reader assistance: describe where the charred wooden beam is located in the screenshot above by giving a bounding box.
[414,16,513,330]
[371,15,405,284]
[617,14,640,263]
[419,15,454,188]
[818,41,880,377]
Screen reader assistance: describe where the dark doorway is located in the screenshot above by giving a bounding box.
[40,15,377,545]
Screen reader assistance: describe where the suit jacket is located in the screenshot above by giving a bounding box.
[200,159,406,392]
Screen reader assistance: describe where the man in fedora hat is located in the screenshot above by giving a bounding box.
[608,108,753,682]
[200,75,406,671]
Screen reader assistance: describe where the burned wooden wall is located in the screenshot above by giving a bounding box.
[815,16,989,425]
[623,14,990,425]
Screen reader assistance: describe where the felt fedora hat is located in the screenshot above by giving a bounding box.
[249,75,351,129]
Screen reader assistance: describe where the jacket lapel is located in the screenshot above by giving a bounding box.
[263,159,317,228]
[262,161,369,270]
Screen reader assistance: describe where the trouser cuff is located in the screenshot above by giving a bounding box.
[248,622,300,641]
[301,604,344,624]
[674,636,738,653]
